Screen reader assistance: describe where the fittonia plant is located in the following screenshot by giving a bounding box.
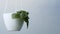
[12,10,29,28]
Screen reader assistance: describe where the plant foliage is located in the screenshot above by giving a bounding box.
[12,10,29,28]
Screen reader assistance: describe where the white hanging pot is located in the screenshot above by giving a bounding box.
[3,10,29,31]
[3,13,24,31]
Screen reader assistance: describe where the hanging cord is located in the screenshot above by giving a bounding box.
[4,0,8,13]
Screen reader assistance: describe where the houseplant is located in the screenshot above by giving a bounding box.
[3,10,29,31]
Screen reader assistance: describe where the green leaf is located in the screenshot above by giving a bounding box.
[12,13,20,19]
[24,16,29,28]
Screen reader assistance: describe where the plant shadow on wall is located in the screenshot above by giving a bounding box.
[3,10,29,31]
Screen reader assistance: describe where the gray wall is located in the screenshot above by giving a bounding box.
[0,0,60,34]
